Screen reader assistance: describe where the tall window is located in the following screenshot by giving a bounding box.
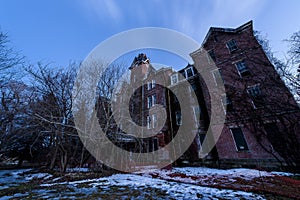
[212,68,224,86]
[175,111,182,125]
[247,84,264,108]
[185,67,194,78]
[226,39,238,53]
[222,95,233,112]
[147,115,151,129]
[152,114,157,128]
[235,60,250,77]
[264,123,285,152]
[171,74,178,85]
[230,128,249,151]
[208,49,216,62]
[147,94,156,108]
[193,106,201,123]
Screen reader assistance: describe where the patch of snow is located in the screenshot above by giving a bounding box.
[172,167,273,179]
[25,173,52,181]
[66,168,90,173]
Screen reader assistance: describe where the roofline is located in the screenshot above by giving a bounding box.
[191,20,253,57]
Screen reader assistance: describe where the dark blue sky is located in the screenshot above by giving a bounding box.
[0,0,299,70]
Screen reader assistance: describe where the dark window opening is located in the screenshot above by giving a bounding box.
[222,95,233,112]
[236,60,250,77]
[247,85,265,108]
[231,128,249,151]
[208,50,216,62]
[264,123,285,152]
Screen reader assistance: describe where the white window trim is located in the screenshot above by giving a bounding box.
[152,114,157,128]
[147,115,151,129]
[193,106,201,125]
[152,80,156,88]
[226,39,238,52]
[212,68,223,86]
[171,74,178,85]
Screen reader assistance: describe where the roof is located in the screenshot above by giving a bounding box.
[191,21,253,57]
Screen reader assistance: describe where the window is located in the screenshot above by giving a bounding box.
[171,74,178,85]
[147,94,157,108]
[147,114,158,129]
[208,50,216,62]
[175,111,182,125]
[153,138,158,151]
[222,95,233,112]
[235,60,250,77]
[152,80,156,88]
[230,128,249,151]
[185,67,194,78]
[247,84,264,108]
[147,115,151,129]
[193,106,201,123]
[264,123,285,152]
[226,39,238,52]
[152,114,157,128]
[212,68,224,86]
[147,82,151,90]
[147,80,156,90]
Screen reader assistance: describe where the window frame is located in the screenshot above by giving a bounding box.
[235,60,250,77]
[170,74,178,85]
[185,67,194,78]
[212,68,224,86]
[247,84,264,109]
[226,39,238,53]
[147,115,151,129]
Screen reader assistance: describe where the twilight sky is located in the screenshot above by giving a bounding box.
[0,0,299,70]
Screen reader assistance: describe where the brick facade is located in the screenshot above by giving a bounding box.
[114,21,300,169]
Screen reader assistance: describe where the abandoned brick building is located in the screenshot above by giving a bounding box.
[114,21,300,169]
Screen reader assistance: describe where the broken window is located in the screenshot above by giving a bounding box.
[236,60,250,77]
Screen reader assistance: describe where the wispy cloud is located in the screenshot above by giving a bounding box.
[80,0,123,23]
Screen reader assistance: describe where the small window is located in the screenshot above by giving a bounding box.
[175,111,182,125]
[226,39,238,52]
[247,84,264,108]
[171,74,178,85]
[147,80,156,90]
[185,67,194,78]
[222,95,233,112]
[236,60,250,77]
[208,50,216,62]
[231,128,249,151]
[212,68,224,86]
[147,116,151,129]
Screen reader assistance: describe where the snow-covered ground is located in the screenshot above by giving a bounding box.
[0,167,298,199]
